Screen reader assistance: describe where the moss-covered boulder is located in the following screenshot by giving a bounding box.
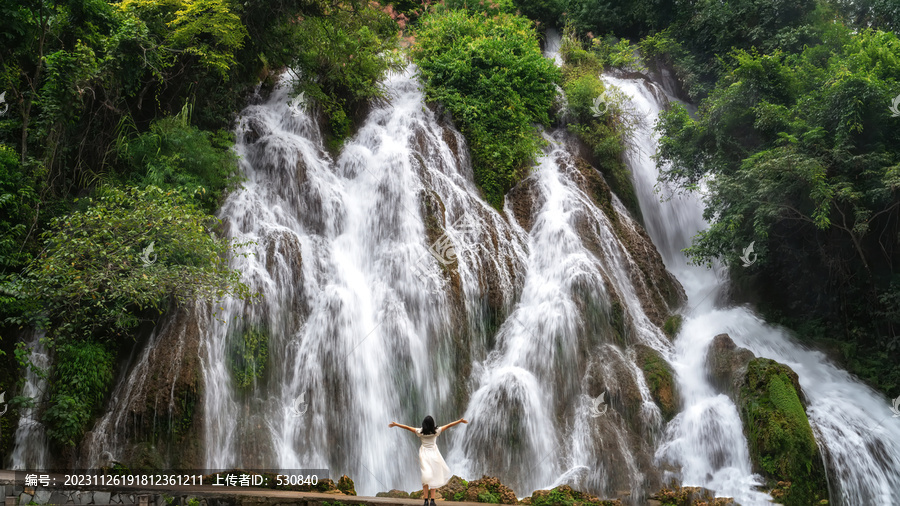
[376,489,411,498]
[522,485,622,505]
[738,358,829,505]
[634,344,680,422]
[337,475,356,496]
[649,484,736,505]
[436,475,469,502]
[432,475,517,504]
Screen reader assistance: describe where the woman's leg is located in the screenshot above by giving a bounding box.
[430,487,436,499]
[422,484,429,501]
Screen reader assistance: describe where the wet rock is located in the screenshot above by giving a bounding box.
[570,156,685,328]
[507,177,538,232]
[525,484,623,505]
[582,345,664,499]
[77,305,205,469]
[634,344,680,422]
[435,475,468,502]
[705,335,828,504]
[705,333,755,398]
[650,484,736,505]
[418,475,518,503]
[375,489,410,498]
[738,358,829,505]
[336,475,356,496]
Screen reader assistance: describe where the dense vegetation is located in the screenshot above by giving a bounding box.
[411,8,560,207]
[656,23,900,394]
[0,0,401,451]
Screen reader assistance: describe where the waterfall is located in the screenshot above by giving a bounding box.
[11,28,893,506]
[8,332,50,469]
[606,74,900,505]
[203,67,527,493]
[200,62,678,501]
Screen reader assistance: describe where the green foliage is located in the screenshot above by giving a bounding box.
[229,326,269,389]
[662,314,682,338]
[740,359,828,505]
[477,490,501,503]
[557,26,640,216]
[44,339,115,446]
[289,4,403,149]
[118,105,241,212]
[656,27,900,394]
[118,0,248,80]
[443,0,516,16]
[13,185,254,342]
[511,0,562,26]
[561,0,675,39]
[411,10,560,208]
[529,484,620,505]
[0,145,37,313]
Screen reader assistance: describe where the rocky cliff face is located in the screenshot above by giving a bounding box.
[78,306,206,470]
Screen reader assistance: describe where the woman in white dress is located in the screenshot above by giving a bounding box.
[389,415,468,506]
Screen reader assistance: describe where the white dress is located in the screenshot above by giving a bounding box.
[415,426,452,487]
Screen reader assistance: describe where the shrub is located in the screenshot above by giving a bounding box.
[119,105,240,212]
[44,339,115,446]
[289,5,403,150]
[14,185,253,342]
[411,10,560,208]
[557,26,639,216]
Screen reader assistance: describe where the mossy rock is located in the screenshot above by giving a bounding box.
[662,314,683,339]
[635,344,680,422]
[650,484,736,505]
[432,475,516,504]
[527,485,623,506]
[376,489,410,498]
[738,358,829,505]
[437,475,469,502]
[337,475,356,496]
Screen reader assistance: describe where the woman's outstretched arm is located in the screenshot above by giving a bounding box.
[439,418,468,432]
[388,422,419,433]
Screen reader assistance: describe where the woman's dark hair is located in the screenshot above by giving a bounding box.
[421,415,437,435]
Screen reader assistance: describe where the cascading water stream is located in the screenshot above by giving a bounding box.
[203,60,680,502]
[8,332,50,470]
[202,67,528,494]
[606,73,900,504]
